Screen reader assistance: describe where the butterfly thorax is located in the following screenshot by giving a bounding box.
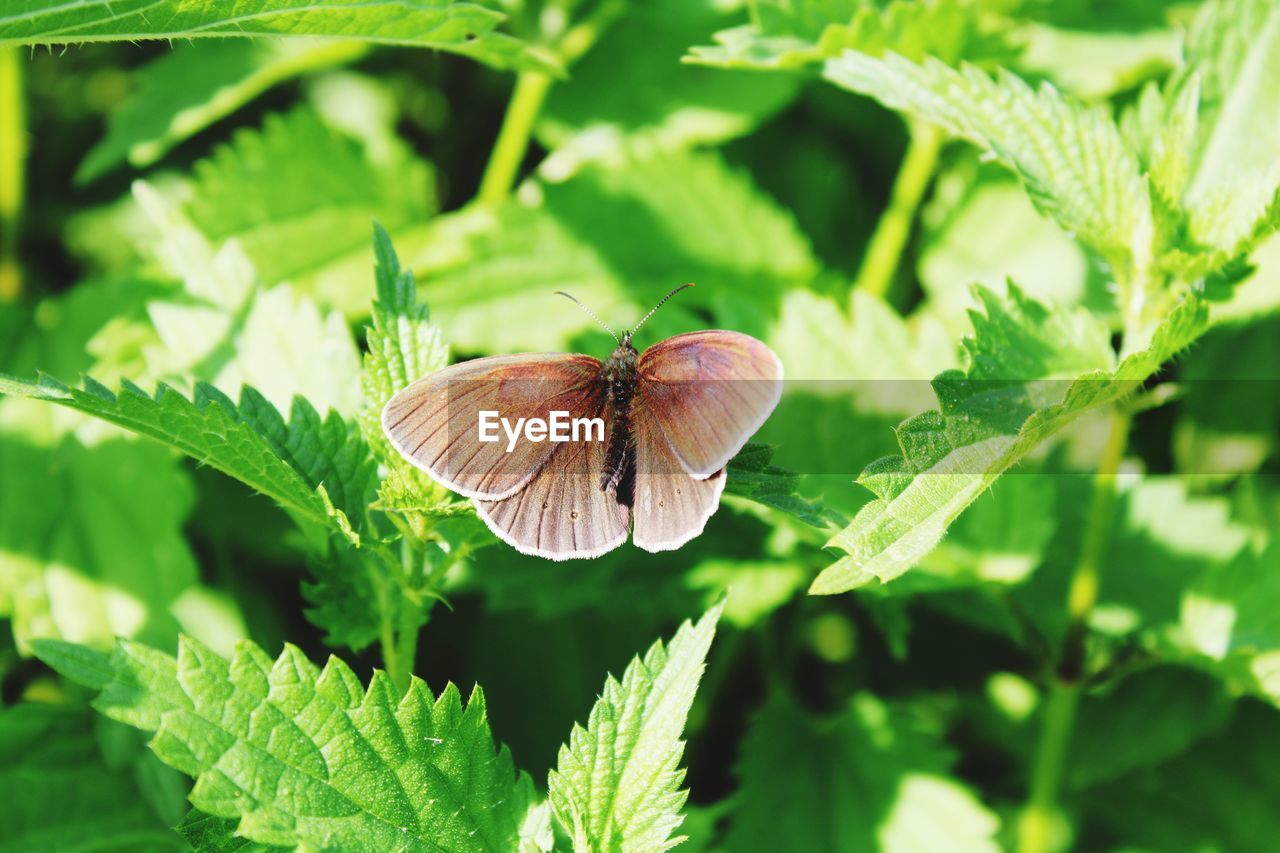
[599,338,638,492]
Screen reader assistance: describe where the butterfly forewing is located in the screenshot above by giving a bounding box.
[637,330,783,479]
[382,353,604,501]
[631,402,726,553]
[475,414,630,560]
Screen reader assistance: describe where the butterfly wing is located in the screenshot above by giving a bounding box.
[636,330,783,478]
[381,353,603,501]
[630,402,726,553]
[475,410,631,560]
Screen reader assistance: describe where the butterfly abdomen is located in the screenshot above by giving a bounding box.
[600,342,639,492]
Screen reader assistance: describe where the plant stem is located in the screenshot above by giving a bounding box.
[0,47,25,301]
[475,1,621,206]
[852,120,944,301]
[1017,406,1131,853]
[476,69,553,207]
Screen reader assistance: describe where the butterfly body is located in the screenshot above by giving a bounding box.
[600,336,639,492]
[382,289,783,560]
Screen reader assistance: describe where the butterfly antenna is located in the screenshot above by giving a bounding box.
[631,282,695,336]
[555,291,619,343]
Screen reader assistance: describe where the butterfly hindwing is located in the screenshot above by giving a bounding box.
[631,401,726,553]
[474,409,631,560]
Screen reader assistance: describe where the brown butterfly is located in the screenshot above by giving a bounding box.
[381,284,783,560]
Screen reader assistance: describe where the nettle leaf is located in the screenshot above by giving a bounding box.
[1173,316,1280,477]
[1014,23,1180,101]
[1175,0,1280,255]
[1066,666,1233,790]
[361,223,448,463]
[824,52,1154,283]
[34,636,541,851]
[77,39,368,183]
[0,375,377,544]
[538,0,798,176]
[548,603,722,852]
[1084,702,1280,851]
[0,427,247,655]
[415,146,819,352]
[725,692,999,851]
[183,106,435,315]
[687,0,1013,71]
[1170,542,1280,707]
[0,704,184,850]
[127,180,365,417]
[725,443,842,528]
[0,0,556,74]
[811,284,1208,595]
[918,168,1097,333]
[176,809,283,852]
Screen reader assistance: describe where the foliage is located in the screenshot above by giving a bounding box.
[3,0,1280,850]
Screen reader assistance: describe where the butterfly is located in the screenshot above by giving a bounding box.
[381,284,783,560]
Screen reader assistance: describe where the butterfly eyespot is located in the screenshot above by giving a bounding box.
[675,488,681,495]
[658,500,664,507]
[542,502,550,509]
[570,511,579,519]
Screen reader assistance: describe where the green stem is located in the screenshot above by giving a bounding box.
[0,47,25,301]
[475,0,621,206]
[852,120,944,300]
[476,69,553,207]
[1017,406,1131,853]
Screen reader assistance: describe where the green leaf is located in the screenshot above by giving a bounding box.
[0,431,246,655]
[34,635,540,851]
[538,0,798,175]
[687,0,1014,71]
[361,223,449,464]
[183,106,435,314]
[130,180,365,417]
[548,603,723,852]
[1173,315,1280,477]
[414,147,819,352]
[1015,23,1180,100]
[1175,0,1280,254]
[0,375,376,544]
[918,168,1096,332]
[176,810,284,852]
[1066,666,1233,789]
[77,39,367,183]
[812,284,1208,595]
[724,443,843,528]
[0,0,557,73]
[725,692,999,851]
[823,52,1154,282]
[1169,542,1280,707]
[1083,701,1280,852]
[0,704,185,850]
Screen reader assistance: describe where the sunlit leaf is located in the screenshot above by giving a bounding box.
[0,704,185,850]
[823,52,1154,282]
[539,0,798,176]
[0,375,376,545]
[687,0,1014,71]
[77,39,367,183]
[184,107,435,314]
[35,636,541,850]
[812,284,1207,595]
[548,603,722,852]
[0,0,556,73]
[413,147,819,352]
[725,692,999,851]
